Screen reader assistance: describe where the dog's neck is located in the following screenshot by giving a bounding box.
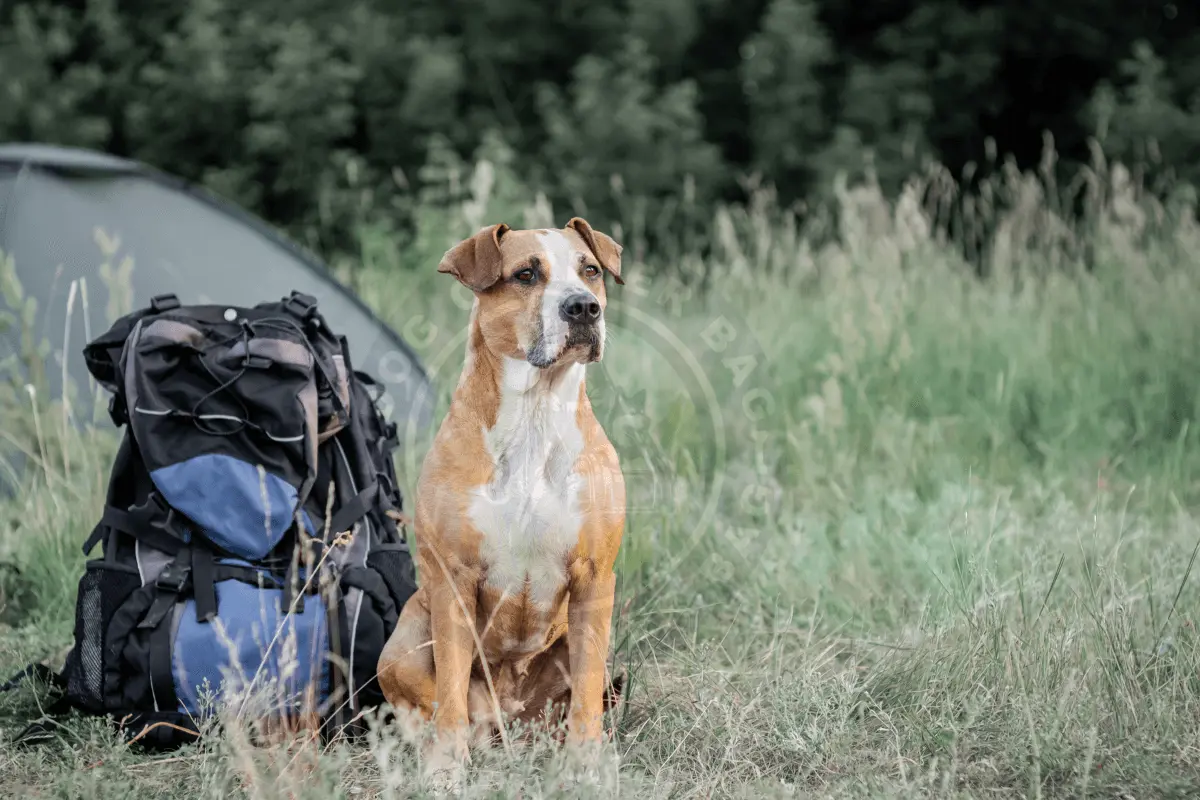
[453,309,589,463]
[457,308,591,605]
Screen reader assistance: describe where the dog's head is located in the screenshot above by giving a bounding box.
[437,218,623,368]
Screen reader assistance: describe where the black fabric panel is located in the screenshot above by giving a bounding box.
[103,583,158,710]
[83,305,158,392]
[340,566,399,710]
[366,546,417,621]
[148,605,179,716]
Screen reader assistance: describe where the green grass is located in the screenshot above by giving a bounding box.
[4,165,1200,798]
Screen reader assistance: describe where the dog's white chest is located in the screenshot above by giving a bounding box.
[468,360,585,606]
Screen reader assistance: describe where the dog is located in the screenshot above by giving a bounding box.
[377,218,627,781]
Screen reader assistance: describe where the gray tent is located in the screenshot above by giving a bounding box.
[0,143,434,443]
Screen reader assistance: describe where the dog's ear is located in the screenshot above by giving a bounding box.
[567,217,624,285]
[437,223,511,291]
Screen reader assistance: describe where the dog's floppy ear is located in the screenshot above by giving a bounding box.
[567,217,624,285]
[437,223,511,291]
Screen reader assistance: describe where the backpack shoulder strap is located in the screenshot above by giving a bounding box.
[322,338,398,535]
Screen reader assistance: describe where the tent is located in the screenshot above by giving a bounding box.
[0,143,434,443]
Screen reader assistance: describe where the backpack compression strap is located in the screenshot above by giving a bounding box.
[0,662,71,747]
[0,662,64,694]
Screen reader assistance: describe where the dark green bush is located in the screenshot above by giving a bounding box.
[2,0,1197,261]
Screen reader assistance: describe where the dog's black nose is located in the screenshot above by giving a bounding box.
[560,293,601,323]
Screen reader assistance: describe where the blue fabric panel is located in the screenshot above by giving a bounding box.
[172,579,329,716]
[150,454,297,560]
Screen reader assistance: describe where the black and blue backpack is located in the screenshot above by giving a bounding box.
[6,291,417,747]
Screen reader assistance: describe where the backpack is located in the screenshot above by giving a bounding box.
[5,291,417,748]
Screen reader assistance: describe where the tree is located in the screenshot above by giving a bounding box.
[741,0,834,193]
[537,38,725,229]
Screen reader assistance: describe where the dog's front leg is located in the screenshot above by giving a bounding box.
[566,561,616,745]
[426,567,479,778]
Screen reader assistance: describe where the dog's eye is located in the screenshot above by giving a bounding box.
[514,268,536,284]
[583,264,601,279]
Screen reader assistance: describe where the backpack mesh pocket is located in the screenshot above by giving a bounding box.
[64,561,142,711]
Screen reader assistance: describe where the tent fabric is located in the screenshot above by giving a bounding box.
[0,143,433,443]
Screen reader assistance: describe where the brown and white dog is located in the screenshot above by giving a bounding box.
[377,218,626,780]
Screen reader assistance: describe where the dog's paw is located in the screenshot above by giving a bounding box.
[424,765,466,796]
[421,737,469,795]
[565,732,605,764]
[555,739,617,795]
[553,763,615,798]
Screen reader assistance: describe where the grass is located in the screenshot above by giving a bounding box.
[3,154,1200,797]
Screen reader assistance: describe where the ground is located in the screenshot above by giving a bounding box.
[2,175,1200,798]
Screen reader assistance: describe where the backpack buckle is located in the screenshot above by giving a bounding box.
[283,291,318,321]
[154,562,190,593]
[150,294,181,313]
[140,559,190,629]
[382,421,399,452]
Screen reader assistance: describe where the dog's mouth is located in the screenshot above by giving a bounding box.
[566,323,599,351]
[528,322,602,368]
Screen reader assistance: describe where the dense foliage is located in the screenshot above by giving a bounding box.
[1,0,1197,258]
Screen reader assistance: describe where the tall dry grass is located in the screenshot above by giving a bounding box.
[2,142,1200,797]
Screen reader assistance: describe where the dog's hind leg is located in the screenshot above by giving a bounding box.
[377,587,437,721]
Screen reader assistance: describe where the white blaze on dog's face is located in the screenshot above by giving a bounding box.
[437,218,624,368]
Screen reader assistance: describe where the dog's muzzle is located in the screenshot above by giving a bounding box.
[561,292,602,361]
[528,292,603,368]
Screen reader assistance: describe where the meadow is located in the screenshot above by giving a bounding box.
[3,154,1200,798]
